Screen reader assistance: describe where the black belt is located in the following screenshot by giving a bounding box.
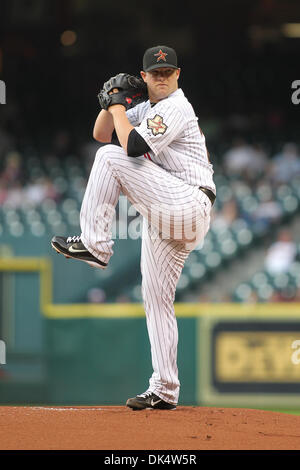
[199,187,216,205]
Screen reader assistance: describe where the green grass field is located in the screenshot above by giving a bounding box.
[259,408,300,416]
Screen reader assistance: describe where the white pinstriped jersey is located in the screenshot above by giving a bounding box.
[80,90,215,406]
[126,88,216,194]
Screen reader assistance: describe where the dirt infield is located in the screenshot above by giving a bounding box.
[0,406,300,450]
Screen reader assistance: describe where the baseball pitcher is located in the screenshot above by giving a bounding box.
[51,45,216,410]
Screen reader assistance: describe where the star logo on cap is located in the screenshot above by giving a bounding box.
[154,49,168,62]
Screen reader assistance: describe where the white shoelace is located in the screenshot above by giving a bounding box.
[137,391,153,398]
[67,235,81,243]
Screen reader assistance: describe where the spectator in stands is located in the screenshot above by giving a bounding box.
[264,229,297,275]
[24,177,59,206]
[0,177,8,205]
[269,142,300,186]
[222,138,268,183]
[116,293,131,303]
[251,193,282,233]
[211,198,239,230]
[246,291,259,304]
[1,151,23,187]
[246,142,269,181]
[87,287,106,303]
[269,285,297,302]
[294,287,300,302]
[3,182,24,208]
[0,127,15,160]
[1,176,60,209]
[52,130,72,158]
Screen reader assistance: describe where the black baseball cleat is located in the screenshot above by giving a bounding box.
[126,392,176,410]
[51,235,107,269]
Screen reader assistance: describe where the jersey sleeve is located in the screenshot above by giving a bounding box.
[134,101,186,156]
[126,106,140,126]
[126,100,149,127]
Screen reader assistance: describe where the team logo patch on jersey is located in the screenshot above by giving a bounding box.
[147,114,167,135]
[154,49,168,62]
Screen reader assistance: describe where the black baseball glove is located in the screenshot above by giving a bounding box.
[98,73,148,111]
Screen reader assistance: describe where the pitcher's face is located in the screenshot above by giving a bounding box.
[141,68,180,103]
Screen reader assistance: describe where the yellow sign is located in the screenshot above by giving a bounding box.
[215,332,300,382]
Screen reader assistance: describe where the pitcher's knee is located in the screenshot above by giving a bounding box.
[95,144,127,163]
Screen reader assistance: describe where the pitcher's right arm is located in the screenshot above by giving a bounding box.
[93,109,114,143]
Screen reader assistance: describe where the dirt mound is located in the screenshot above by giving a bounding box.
[0,406,299,450]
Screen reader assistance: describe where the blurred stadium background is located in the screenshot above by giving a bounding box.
[0,0,300,410]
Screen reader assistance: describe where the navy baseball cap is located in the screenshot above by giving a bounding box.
[143,46,179,72]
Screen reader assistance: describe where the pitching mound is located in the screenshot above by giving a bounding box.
[0,406,299,450]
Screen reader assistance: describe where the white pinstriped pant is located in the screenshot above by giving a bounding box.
[80,144,211,404]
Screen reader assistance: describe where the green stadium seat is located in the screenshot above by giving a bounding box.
[68,166,85,179]
[216,185,233,204]
[288,262,300,283]
[188,262,206,281]
[40,199,57,213]
[271,272,292,290]
[256,283,274,301]
[64,155,81,167]
[176,273,190,291]
[240,195,259,214]
[30,221,46,237]
[8,221,24,237]
[276,184,293,200]
[214,227,231,243]
[251,271,269,289]
[234,282,253,302]
[219,238,238,259]
[61,198,78,213]
[4,209,20,225]
[130,284,143,302]
[256,183,273,202]
[235,227,253,247]
[184,252,198,266]
[232,182,252,200]
[291,177,300,200]
[205,251,222,270]
[200,235,214,254]
[48,221,68,235]
[46,209,62,226]
[66,209,80,227]
[28,167,45,180]
[69,176,86,193]
[281,195,298,214]
[24,209,42,224]
[49,167,65,179]
[53,177,69,194]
